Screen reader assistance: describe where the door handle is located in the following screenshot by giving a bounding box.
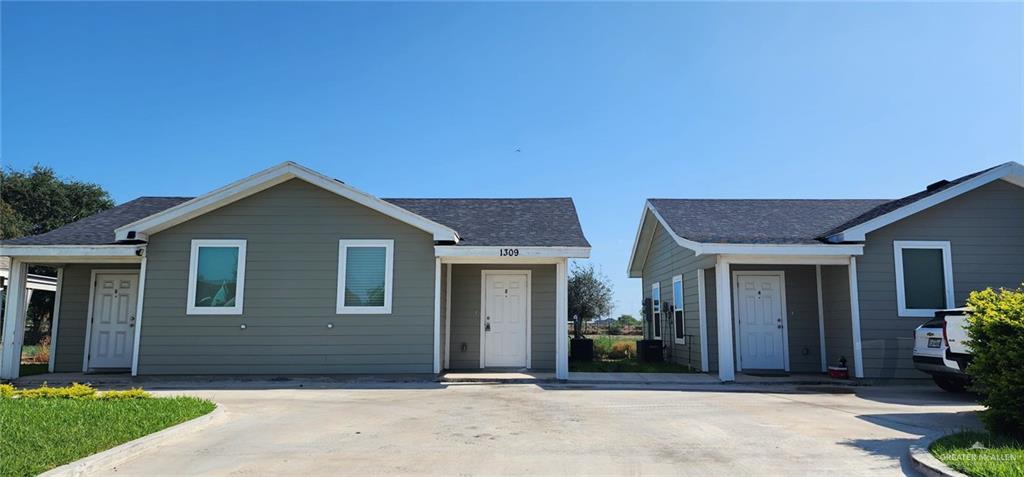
[130,316,136,328]
[485,316,491,332]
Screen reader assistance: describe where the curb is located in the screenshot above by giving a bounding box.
[39,402,227,477]
[908,434,971,477]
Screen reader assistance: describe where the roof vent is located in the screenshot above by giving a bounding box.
[926,179,950,191]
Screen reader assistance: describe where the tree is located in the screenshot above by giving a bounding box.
[1,165,114,240]
[616,314,640,327]
[568,263,613,339]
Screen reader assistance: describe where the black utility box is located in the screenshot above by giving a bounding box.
[570,338,594,362]
[636,340,663,362]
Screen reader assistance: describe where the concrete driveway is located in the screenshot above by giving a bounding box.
[104,383,980,476]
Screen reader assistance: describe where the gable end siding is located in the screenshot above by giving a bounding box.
[138,179,437,375]
[856,179,1024,379]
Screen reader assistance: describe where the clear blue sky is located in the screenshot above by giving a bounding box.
[3,2,1022,317]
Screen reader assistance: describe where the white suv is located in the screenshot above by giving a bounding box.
[912,308,972,392]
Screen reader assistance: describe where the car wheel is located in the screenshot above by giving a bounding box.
[932,375,968,393]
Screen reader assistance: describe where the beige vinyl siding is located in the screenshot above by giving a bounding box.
[732,265,822,374]
[856,179,1024,379]
[446,264,556,370]
[53,264,141,372]
[819,265,854,371]
[639,213,715,370]
[138,179,437,375]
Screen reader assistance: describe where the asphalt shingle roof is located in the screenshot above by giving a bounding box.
[2,195,590,248]
[647,199,890,244]
[2,197,193,246]
[385,198,590,247]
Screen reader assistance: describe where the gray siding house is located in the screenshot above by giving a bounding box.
[628,162,1024,381]
[0,162,589,380]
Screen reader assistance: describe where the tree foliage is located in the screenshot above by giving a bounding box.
[568,263,613,338]
[966,287,1024,439]
[0,165,114,240]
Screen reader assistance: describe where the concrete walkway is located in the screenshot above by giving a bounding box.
[95,382,979,476]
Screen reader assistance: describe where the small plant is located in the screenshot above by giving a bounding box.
[97,388,152,400]
[609,341,636,359]
[966,287,1024,439]
[0,383,14,398]
[15,383,97,399]
[32,336,51,364]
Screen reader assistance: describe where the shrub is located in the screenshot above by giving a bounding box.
[15,383,97,399]
[0,383,14,398]
[97,388,152,400]
[966,287,1024,439]
[609,341,636,359]
[32,336,51,364]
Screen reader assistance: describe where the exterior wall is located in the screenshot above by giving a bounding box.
[138,179,437,375]
[704,268,719,373]
[53,263,141,373]
[856,179,1024,379]
[639,215,714,370]
[446,264,556,370]
[820,265,854,372]
[731,265,822,374]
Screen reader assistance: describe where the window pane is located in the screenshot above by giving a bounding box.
[902,248,946,309]
[345,247,386,307]
[673,280,683,308]
[675,311,684,339]
[652,287,660,312]
[194,247,239,308]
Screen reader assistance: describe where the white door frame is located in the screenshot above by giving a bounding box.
[82,269,139,372]
[479,269,532,369]
[731,270,790,372]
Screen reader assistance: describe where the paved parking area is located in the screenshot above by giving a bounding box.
[104,383,981,476]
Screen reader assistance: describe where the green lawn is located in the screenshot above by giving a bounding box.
[930,431,1024,477]
[0,397,215,477]
[570,359,697,373]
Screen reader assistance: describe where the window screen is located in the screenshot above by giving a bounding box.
[901,248,946,310]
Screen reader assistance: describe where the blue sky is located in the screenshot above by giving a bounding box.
[3,2,1022,317]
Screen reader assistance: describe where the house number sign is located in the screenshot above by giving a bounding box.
[499,248,520,256]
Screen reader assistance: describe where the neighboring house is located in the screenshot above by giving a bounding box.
[628,162,1024,382]
[0,162,589,380]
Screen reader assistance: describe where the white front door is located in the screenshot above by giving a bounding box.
[87,272,138,369]
[735,274,786,370]
[483,272,528,368]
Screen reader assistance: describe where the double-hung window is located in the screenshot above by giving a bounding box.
[651,282,661,339]
[893,241,954,317]
[187,239,247,315]
[672,275,685,344]
[337,239,394,314]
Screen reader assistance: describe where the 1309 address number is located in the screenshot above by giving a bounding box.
[499,248,520,257]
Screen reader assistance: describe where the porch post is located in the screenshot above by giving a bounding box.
[848,257,865,378]
[715,256,735,381]
[131,256,148,376]
[815,265,827,373]
[0,259,28,380]
[555,258,569,379]
[432,257,442,374]
[49,267,65,373]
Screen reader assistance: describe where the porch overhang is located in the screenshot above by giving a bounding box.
[435,245,590,261]
[0,245,144,263]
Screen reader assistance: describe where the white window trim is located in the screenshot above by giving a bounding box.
[186,239,246,315]
[893,240,954,318]
[337,239,394,314]
[651,282,662,339]
[672,275,685,344]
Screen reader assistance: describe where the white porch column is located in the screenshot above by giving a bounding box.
[48,267,65,373]
[432,257,442,374]
[555,258,569,379]
[1,259,28,380]
[714,256,735,381]
[848,256,865,378]
[816,265,827,373]
[131,256,148,376]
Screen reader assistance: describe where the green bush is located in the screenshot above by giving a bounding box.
[0,383,13,398]
[97,388,152,400]
[966,287,1024,439]
[16,383,97,399]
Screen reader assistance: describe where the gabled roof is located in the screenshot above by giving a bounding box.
[824,161,1024,242]
[1,165,591,252]
[386,198,589,247]
[2,197,192,245]
[628,161,1024,277]
[647,199,887,245]
[112,162,461,243]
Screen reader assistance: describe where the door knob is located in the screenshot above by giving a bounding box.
[485,316,491,332]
